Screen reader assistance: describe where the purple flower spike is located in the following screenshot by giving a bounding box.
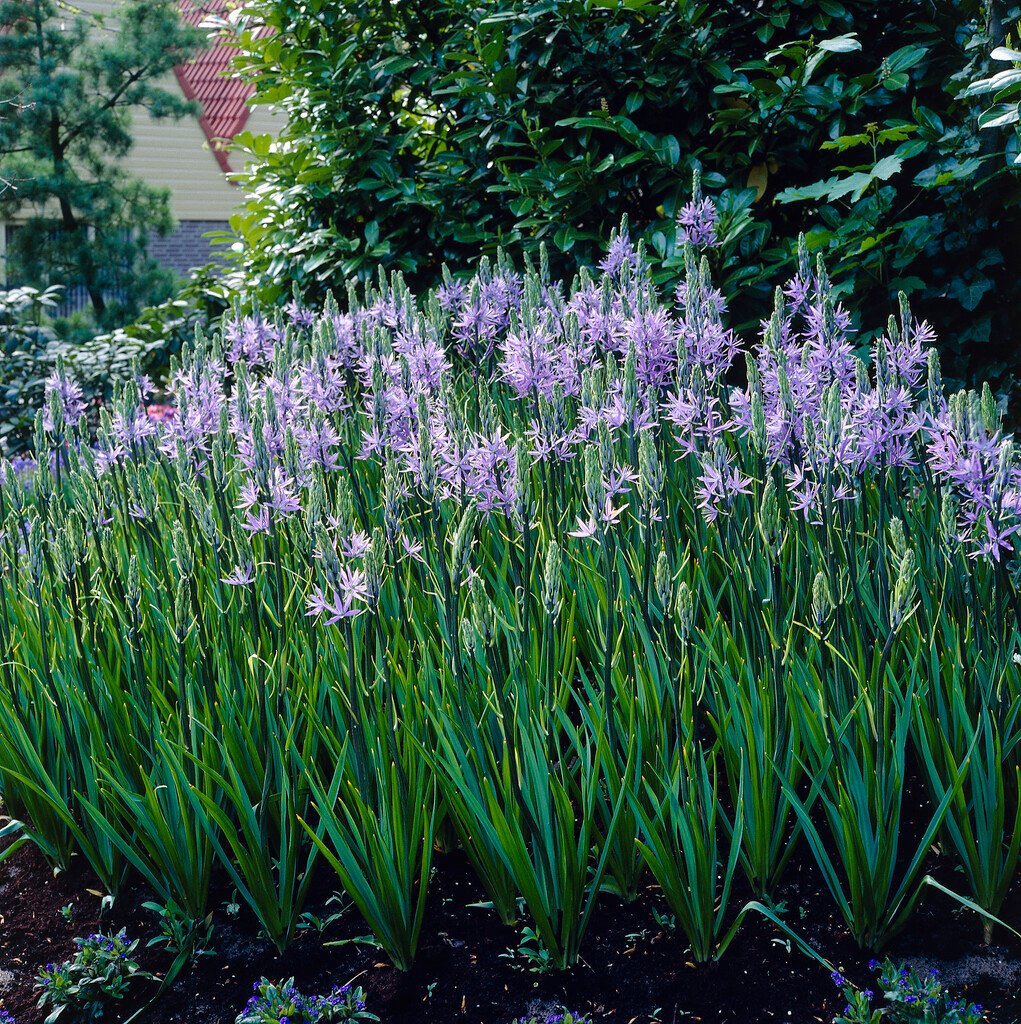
[677,197,718,248]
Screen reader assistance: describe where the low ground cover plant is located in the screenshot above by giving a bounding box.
[0,186,1018,993]
[833,960,986,1023]
[34,930,144,1023]
[236,978,376,1024]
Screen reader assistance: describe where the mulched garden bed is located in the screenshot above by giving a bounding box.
[2,834,1019,1024]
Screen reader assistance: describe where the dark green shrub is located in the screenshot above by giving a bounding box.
[220,0,1019,395]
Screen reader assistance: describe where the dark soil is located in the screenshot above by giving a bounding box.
[2,834,1020,1024]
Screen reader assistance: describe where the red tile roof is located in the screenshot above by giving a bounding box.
[173,1,260,174]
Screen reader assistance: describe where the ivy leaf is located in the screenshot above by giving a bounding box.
[948,275,994,312]
[777,171,873,203]
[821,133,873,151]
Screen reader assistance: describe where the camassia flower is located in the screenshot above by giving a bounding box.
[36,222,1021,571]
[569,516,598,540]
[241,506,272,535]
[340,531,372,559]
[695,451,752,523]
[42,367,87,432]
[306,568,369,624]
[19,195,1021,635]
[222,562,256,587]
[599,230,640,278]
[676,194,718,249]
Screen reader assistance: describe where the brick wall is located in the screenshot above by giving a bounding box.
[148,220,229,276]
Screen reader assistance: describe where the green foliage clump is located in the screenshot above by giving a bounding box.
[222,0,1020,392]
[0,285,61,446]
[1,233,1019,985]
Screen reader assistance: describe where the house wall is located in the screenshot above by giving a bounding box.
[148,219,229,275]
[123,92,240,223]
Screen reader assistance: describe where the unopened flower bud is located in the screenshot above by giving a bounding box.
[750,388,768,456]
[459,615,475,652]
[27,516,45,584]
[655,550,672,610]
[305,469,326,533]
[450,508,478,582]
[886,314,900,351]
[981,383,999,435]
[926,348,943,410]
[994,440,1014,497]
[623,341,639,413]
[54,528,75,585]
[337,474,355,535]
[638,430,662,510]
[514,438,532,522]
[542,542,562,618]
[898,291,912,340]
[874,339,889,394]
[812,571,834,628]
[797,234,811,281]
[888,518,908,561]
[674,581,695,641]
[364,532,383,608]
[469,575,496,646]
[174,576,191,643]
[821,382,842,450]
[777,365,794,412]
[127,555,141,614]
[584,446,605,514]
[171,523,193,579]
[854,358,870,395]
[382,457,403,543]
[890,549,916,629]
[758,478,781,551]
[939,491,958,549]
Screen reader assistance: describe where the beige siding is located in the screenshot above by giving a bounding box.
[245,104,282,141]
[123,77,240,222]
